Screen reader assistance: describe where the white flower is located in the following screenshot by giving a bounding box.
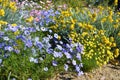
[4,46,13,52]
[54,33,58,38]
[72,59,76,65]
[39,57,44,61]
[49,30,52,33]
[3,37,9,41]
[41,27,47,31]
[43,67,48,71]
[8,47,13,52]
[36,26,40,31]
[35,37,39,42]
[30,57,34,62]
[56,45,62,50]
[48,35,53,39]
[33,58,38,63]
[59,41,63,44]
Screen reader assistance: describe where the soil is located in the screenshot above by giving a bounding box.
[53,62,120,80]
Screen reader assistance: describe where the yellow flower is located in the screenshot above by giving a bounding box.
[14,30,20,35]
[26,16,34,23]
[111,43,116,47]
[109,11,113,16]
[0,20,8,29]
[114,48,119,58]
[98,6,104,11]
[109,37,114,42]
[108,16,113,23]
[101,18,106,23]
[81,32,88,37]
[11,23,17,27]
[118,33,120,36]
[70,17,76,24]
[70,24,74,30]
[92,13,97,18]
[107,50,112,56]
[58,35,61,40]
[113,24,118,29]
[0,0,2,3]
[61,11,71,17]
[9,1,17,12]
[114,0,118,6]
[0,9,5,16]
[78,22,83,27]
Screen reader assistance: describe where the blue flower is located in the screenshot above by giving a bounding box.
[27,78,32,80]
[28,27,36,32]
[0,43,5,48]
[64,52,72,59]
[4,46,13,52]
[25,39,33,48]
[8,24,19,32]
[75,65,80,72]
[72,59,76,65]
[0,31,4,35]
[46,48,53,54]
[16,35,27,42]
[53,51,63,58]
[76,43,84,53]
[78,71,84,76]
[64,64,69,71]
[55,11,60,15]
[31,48,36,56]
[36,42,43,50]
[14,49,20,54]
[24,30,30,36]
[52,60,58,66]
[53,51,59,58]
[76,53,81,60]
[0,59,2,64]
[33,58,38,63]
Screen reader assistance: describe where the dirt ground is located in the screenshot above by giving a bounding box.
[53,63,120,80]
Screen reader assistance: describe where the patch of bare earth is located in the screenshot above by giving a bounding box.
[52,63,120,80]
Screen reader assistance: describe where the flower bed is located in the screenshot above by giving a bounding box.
[0,0,119,79]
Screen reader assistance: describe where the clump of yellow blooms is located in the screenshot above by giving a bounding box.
[52,7,120,70]
[26,16,34,23]
[9,1,17,12]
[114,0,118,6]
[0,20,8,29]
[69,26,118,67]
[0,0,17,12]
[0,9,5,16]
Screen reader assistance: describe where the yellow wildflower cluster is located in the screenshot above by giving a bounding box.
[0,0,17,12]
[9,1,17,12]
[0,9,5,16]
[69,28,118,67]
[114,0,118,6]
[0,20,7,30]
[0,20,7,25]
[26,16,34,23]
[51,7,120,69]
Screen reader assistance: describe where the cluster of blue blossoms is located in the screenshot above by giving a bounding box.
[0,8,84,76]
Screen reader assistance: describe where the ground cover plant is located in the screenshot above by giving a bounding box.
[0,0,120,79]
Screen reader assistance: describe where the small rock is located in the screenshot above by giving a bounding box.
[100,76,105,80]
